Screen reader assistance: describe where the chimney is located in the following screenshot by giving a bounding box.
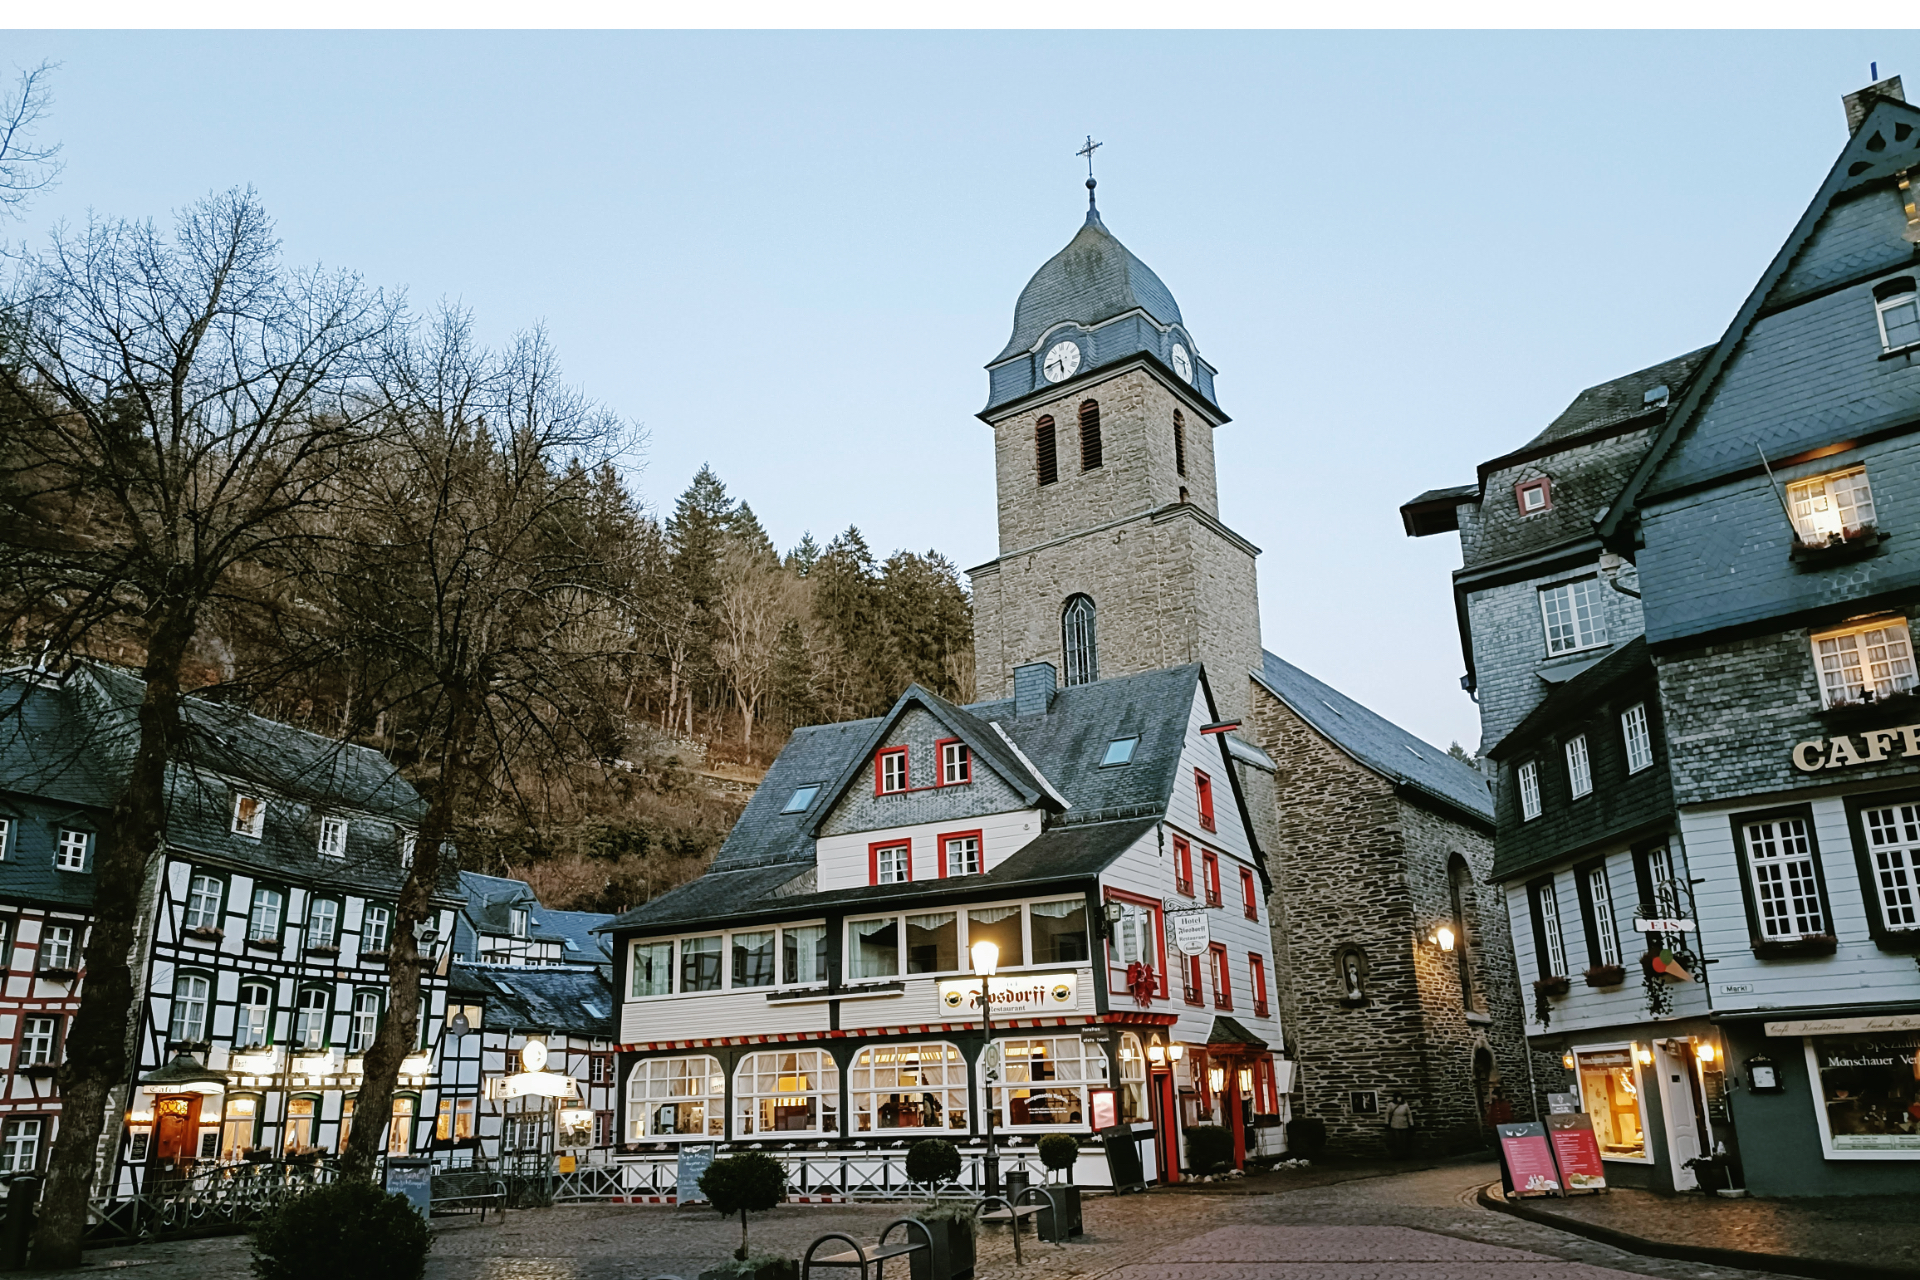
[1843,73,1904,135]
[1013,662,1057,717]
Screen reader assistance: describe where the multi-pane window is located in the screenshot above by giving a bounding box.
[1249,953,1269,1017]
[1208,943,1232,1009]
[400,834,416,869]
[19,1017,55,1066]
[876,748,908,795]
[509,907,528,938]
[1035,415,1058,487]
[1535,880,1568,977]
[363,906,391,954]
[1862,803,1920,932]
[388,1097,414,1155]
[983,1035,1105,1129]
[943,834,980,877]
[1029,899,1088,963]
[307,899,339,950]
[1787,467,1876,545]
[1565,735,1593,799]
[1875,276,1920,351]
[1744,817,1827,940]
[1241,867,1259,920]
[1813,618,1918,707]
[248,888,283,942]
[55,829,88,871]
[0,817,9,858]
[1621,703,1653,774]
[940,741,971,786]
[735,1049,840,1137]
[627,1055,725,1139]
[348,990,380,1054]
[1195,770,1215,832]
[170,973,210,1043]
[294,988,330,1050]
[850,1042,967,1132]
[1202,850,1222,906]
[318,817,347,859]
[1539,578,1608,655]
[1174,836,1193,896]
[679,935,723,992]
[231,794,265,838]
[39,925,74,970]
[1518,761,1542,821]
[0,1119,40,1174]
[184,874,223,930]
[1079,400,1102,471]
[631,940,673,996]
[1587,866,1621,967]
[873,842,911,885]
[0,918,12,971]
[235,982,272,1049]
[1062,595,1098,687]
[1109,899,1159,991]
[731,930,775,987]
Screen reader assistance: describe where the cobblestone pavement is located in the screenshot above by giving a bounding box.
[30,1159,1804,1279]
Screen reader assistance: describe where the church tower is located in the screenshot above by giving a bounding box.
[968,180,1263,725]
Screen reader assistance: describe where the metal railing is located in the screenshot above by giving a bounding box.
[84,1159,339,1243]
[557,1148,1057,1202]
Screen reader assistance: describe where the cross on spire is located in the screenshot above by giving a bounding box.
[1077,135,1103,180]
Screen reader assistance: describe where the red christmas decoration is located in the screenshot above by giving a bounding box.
[1126,961,1157,1007]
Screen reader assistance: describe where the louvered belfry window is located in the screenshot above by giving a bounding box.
[1035,416,1057,487]
[1079,400,1102,471]
[1062,594,1098,686]
[1173,410,1187,477]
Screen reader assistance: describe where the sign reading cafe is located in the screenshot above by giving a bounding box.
[1791,722,1920,772]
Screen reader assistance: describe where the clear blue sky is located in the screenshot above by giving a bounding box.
[4,31,1913,752]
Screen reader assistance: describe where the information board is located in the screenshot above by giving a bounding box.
[1495,1121,1562,1197]
[1545,1113,1607,1192]
[676,1142,717,1204]
[1098,1124,1146,1194]
[1545,1091,1580,1115]
[383,1157,433,1221]
[1089,1087,1117,1131]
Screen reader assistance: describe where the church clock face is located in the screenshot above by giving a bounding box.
[1043,341,1081,384]
[1171,344,1193,383]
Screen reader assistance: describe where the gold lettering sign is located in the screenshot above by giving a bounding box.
[1791,723,1920,771]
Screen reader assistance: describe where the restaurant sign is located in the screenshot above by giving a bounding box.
[1791,724,1920,772]
[938,972,1078,1018]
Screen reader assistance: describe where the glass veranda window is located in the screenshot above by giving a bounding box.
[631,940,672,996]
[731,931,775,988]
[1030,899,1089,963]
[1861,803,1920,932]
[983,1035,1105,1129]
[1787,467,1877,545]
[679,935,722,992]
[1813,619,1918,707]
[783,925,827,985]
[904,912,957,973]
[847,917,898,980]
[968,905,1024,968]
[1539,578,1608,655]
[851,1042,967,1132]
[735,1049,839,1137]
[1744,817,1827,940]
[628,1055,725,1139]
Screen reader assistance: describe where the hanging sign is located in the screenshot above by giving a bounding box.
[937,973,1077,1018]
[487,1071,579,1100]
[1544,1113,1607,1192]
[1495,1121,1563,1197]
[1169,909,1211,957]
[1633,919,1694,933]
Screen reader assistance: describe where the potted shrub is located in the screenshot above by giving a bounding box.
[1184,1124,1233,1177]
[698,1152,787,1271]
[251,1178,432,1280]
[1583,964,1627,988]
[1682,1151,1742,1196]
[1532,975,1571,998]
[905,1139,973,1279]
[1034,1134,1082,1241]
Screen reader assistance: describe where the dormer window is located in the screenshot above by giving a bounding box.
[231,794,265,839]
[1875,276,1919,352]
[509,908,528,938]
[1515,477,1551,516]
[1787,467,1876,547]
[939,741,971,787]
[875,748,908,795]
[781,784,821,814]
[318,816,347,859]
[1101,736,1139,766]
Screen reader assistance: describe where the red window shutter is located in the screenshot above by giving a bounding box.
[1196,770,1214,832]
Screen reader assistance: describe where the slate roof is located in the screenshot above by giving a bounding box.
[1254,651,1492,825]
[1484,638,1651,760]
[1206,1015,1269,1049]
[450,962,616,1039]
[992,203,1183,365]
[540,908,615,968]
[1520,349,1712,452]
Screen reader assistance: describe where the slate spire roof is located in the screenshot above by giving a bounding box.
[991,205,1185,365]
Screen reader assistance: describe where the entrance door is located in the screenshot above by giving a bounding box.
[1657,1044,1702,1190]
[153,1095,202,1164]
[1150,1072,1179,1184]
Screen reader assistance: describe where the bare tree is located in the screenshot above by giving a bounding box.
[713,539,804,744]
[0,61,62,222]
[0,189,396,1268]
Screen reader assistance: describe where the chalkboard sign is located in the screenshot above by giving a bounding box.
[383,1157,433,1221]
[1098,1124,1146,1194]
[676,1143,716,1204]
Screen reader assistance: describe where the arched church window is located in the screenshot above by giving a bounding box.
[1062,595,1098,687]
[1035,416,1057,487]
[1173,410,1187,478]
[1079,401,1102,472]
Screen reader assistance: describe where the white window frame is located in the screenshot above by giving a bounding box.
[170,973,210,1044]
[730,929,776,989]
[1587,865,1621,967]
[678,934,723,992]
[1876,280,1920,353]
[19,1017,55,1067]
[293,987,329,1051]
[363,905,392,954]
[0,1119,40,1174]
[231,794,265,839]
[627,1054,725,1141]
[846,916,900,981]
[318,817,347,859]
[850,1041,968,1134]
[983,1034,1109,1131]
[39,925,74,970]
[782,923,828,987]
[348,990,380,1055]
[1743,817,1827,941]
[874,842,911,885]
[1565,734,1593,799]
[509,907,528,938]
[734,1048,840,1138]
[1518,761,1542,821]
[1861,803,1920,933]
[1787,466,1877,546]
[878,749,908,795]
[1536,879,1568,978]
[1539,577,1608,656]
[941,741,971,787]
[1812,617,1918,708]
[54,829,88,872]
[630,939,673,997]
[235,982,273,1050]
[184,874,223,931]
[400,833,416,869]
[944,834,981,877]
[248,888,284,943]
[306,898,340,950]
[1804,1036,1920,1161]
[1621,704,1653,774]
[0,817,9,859]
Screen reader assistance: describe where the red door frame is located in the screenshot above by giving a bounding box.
[1150,1071,1179,1184]
[1224,1060,1247,1168]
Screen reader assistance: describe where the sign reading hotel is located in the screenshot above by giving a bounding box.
[1169,909,1211,957]
[938,973,1078,1018]
[1792,724,1920,772]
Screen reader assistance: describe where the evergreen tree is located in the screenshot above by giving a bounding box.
[882,549,972,701]
[812,526,896,717]
[770,617,820,727]
[666,464,734,612]
[787,531,822,577]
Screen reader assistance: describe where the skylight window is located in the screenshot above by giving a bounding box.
[781,784,822,814]
[1101,736,1140,767]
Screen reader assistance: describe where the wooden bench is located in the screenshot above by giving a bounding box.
[802,1217,930,1279]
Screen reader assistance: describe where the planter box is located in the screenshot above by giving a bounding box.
[1583,964,1627,988]
[35,968,78,983]
[923,1216,975,1280]
[361,951,390,965]
[182,927,224,944]
[1532,975,1571,998]
[1792,526,1881,564]
[698,1262,796,1280]
[1035,1185,1081,1243]
[305,945,341,959]
[1751,934,1838,959]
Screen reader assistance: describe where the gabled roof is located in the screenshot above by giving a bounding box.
[1254,651,1491,826]
[1483,638,1652,761]
[449,962,615,1039]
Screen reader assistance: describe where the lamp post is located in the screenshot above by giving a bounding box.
[971,939,1000,1198]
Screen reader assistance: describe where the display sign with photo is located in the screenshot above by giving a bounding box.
[1813,1034,1920,1153]
[1573,1048,1648,1161]
[1545,1113,1607,1191]
[1496,1121,1562,1196]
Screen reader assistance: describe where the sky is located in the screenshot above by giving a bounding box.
[2,30,1913,753]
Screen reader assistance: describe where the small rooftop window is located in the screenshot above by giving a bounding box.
[1101,736,1140,767]
[781,784,822,814]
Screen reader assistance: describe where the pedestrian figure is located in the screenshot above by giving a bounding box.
[1385,1094,1415,1158]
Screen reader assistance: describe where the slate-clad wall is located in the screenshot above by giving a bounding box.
[1466,566,1643,752]
[817,707,1031,841]
[1767,186,1917,305]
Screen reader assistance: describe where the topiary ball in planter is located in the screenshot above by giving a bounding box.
[700,1152,787,1261]
[905,1137,961,1189]
[251,1178,432,1280]
[1185,1124,1233,1175]
[1285,1116,1327,1160]
[1037,1134,1079,1180]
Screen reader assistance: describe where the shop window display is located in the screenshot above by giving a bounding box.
[1812,1034,1920,1154]
[983,1035,1106,1129]
[1574,1047,1648,1161]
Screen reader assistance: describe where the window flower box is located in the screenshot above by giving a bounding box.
[1532,975,1571,998]
[1817,685,1919,729]
[36,967,79,983]
[1582,964,1627,988]
[21,1064,56,1079]
[1751,933,1838,960]
[1791,523,1881,563]
[304,945,340,959]
[244,936,281,951]
[182,926,224,944]
[360,951,390,965]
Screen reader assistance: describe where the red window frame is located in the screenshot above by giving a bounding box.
[1103,887,1168,999]
[1195,769,1215,832]
[1208,942,1232,1011]
[1240,867,1259,920]
[1249,952,1269,1018]
[875,747,909,795]
[1253,1059,1277,1115]
[1183,953,1204,1006]
[1515,476,1552,516]
[1174,836,1194,897]
[936,828,983,878]
[1202,850,1222,907]
[868,839,913,886]
[935,738,971,787]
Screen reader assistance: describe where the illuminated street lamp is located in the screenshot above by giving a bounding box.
[971,939,1000,1197]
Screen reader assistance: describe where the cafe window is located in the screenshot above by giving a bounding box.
[1030,899,1089,963]
[631,940,673,996]
[735,1049,840,1137]
[731,930,775,988]
[388,1096,415,1155]
[284,1095,319,1152]
[968,905,1025,968]
[1118,1032,1148,1123]
[1573,1046,1651,1162]
[1861,802,1920,934]
[679,935,722,992]
[1810,1033,1920,1157]
[982,1035,1106,1130]
[847,917,899,980]
[783,925,827,986]
[627,1054,725,1140]
[220,1096,258,1161]
[1812,617,1917,708]
[904,912,958,974]
[851,1042,968,1132]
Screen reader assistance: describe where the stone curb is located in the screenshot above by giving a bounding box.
[1475,1181,1920,1280]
